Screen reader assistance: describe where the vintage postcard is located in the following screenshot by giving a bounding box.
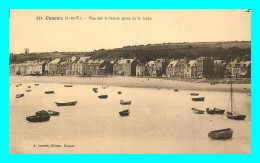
[9,10,251,154]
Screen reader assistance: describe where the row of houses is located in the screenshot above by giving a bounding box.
[10,57,251,78]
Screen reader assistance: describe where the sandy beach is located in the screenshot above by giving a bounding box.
[10,76,251,93]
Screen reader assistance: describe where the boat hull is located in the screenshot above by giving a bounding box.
[48,110,60,116]
[227,112,246,120]
[120,101,131,105]
[191,108,205,114]
[206,108,215,114]
[191,93,199,96]
[98,95,108,99]
[45,91,54,94]
[192,97,205,101]
[119,110,130,116]
[208,128,233,139]
[64,85,73,87]
[16,93,24,98]
[55,101,77,106]
[214,108,225,114]
[26,115,50,122]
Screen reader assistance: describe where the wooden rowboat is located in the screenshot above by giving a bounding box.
[45,91,54,94]
[119,109,130,116]
[192,97,205,101]
[98,95,108,99]
[55,101,77,106]
[120,100,131,105]
[16,93,24,98]
[208,128,233,139]
[64,85,73,87]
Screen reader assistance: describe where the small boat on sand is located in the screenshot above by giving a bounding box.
[45,91,54,94]
[206,108,225,114]
[92,88,98,91]
[119,109,130,116]
[16,93,24,98]
[120,100,131,105]
[206,108,215,114]
[27,86,31,88]
[48,110,60,116]
[55,101,77,106]
[26,115,50,122]
[191,108,205,114]
[208,128,233,139]
[118,91,122,94]
[191,93,199,96]
[192,97,205,101]
[34,84,39,86]
[25,89,31,92]
[227,81,246,120]
[19,84,22,86]
[16,85,19,87]
[227,112,246,120]
[174,89,178,92]
[64,85,73,87]
[98,95,108,99]
[93,90,98,93]
[214,108,225,114]
[26,110,50,122]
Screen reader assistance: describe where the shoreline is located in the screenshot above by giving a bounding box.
[9,76,251,93]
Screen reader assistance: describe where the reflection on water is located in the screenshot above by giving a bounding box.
[9,83,251,154]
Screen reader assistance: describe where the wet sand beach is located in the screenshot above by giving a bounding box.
[10,76,251,93]
[9,76,251,154]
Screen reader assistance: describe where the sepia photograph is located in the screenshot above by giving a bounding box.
[9,9,251,154]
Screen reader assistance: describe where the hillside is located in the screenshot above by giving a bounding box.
[9,41,251,64]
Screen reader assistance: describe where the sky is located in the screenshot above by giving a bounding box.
[9,10,251,54]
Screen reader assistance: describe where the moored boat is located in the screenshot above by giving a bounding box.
[227,111,246,120]
[35,110,49,116]
[45,91,54,94]
[55,101,77,106]
[26,110,50,122]
[92,88,98,91]
[64,85,73,87]
[26,115,50,122]
[16,93,24,98]
[214,108,225,114]
[226,81,246,120]
[192,97,205,101]
[98,95,108,99]
[191,93,199,96]
[119,109,130,116]
[191,108,205,114]
[208,128,233,139]
[25,89,31,92]
[120,100,131,105]
[48,110,60,116]
[206,108,215,114]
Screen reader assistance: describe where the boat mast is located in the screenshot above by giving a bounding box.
[231,80,233,112]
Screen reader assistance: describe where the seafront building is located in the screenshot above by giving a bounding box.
[113,59,138,76]
[49,58,61,76]
[136,63,148,76]
[9,56,251,78]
